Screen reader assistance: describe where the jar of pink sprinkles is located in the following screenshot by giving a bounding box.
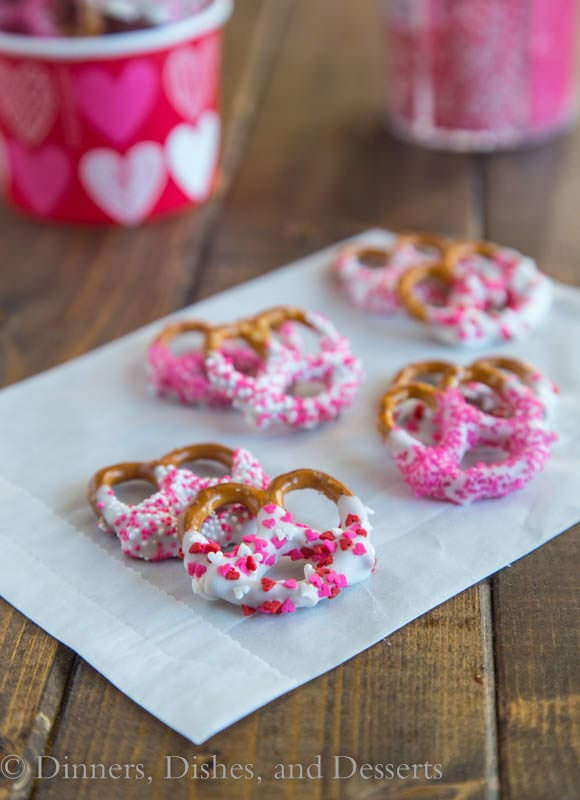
[384,0,577,151]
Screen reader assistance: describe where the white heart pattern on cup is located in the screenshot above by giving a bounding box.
[166,111,220,201]
[0,61,57,146]
[79,142,167,226]
[164,38,219,121]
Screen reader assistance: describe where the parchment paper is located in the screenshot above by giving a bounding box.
[1,230,579,743]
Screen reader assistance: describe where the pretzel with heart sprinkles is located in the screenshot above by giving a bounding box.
[180,469,376,615]
[399,241,552,346]
[333,233,449,314]
[378,361,557,504]
[205,307,363,429]
[88,444,269,561]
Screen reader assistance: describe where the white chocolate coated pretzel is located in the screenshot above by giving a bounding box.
[205,308,363,429]
[333,233,449,314]
[180,470,376,615]
[378,366,556,504]
[399,241,552,347]
[89,445,269,561]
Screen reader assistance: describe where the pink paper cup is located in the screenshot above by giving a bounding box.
[0,0,232,225]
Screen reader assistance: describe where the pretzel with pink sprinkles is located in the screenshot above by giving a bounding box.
[399,240,553,346]
[378,364,557,504]
[88,444,269,561]
[205,306,363,430]
[471,356,559,420]
[333,232,449,314]
[390,356,559,422]
[179,469,376,615]
[147,320,265,408]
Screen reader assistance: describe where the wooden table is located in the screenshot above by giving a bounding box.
[1,3,578,799]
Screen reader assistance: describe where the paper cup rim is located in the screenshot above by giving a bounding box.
[0,0,232,60]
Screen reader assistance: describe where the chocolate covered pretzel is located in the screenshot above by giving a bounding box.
[378,359,557,504]
[89,443,268,560]
[180,468,376,615]
[398,240,552,346]
[333,232,449,314]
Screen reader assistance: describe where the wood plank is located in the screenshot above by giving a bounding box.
[193,0,482,300]
[486,132,580,800]
[35,590,493,800]
[493,531,580,800]
[0,608,74,800]
[34,2,498,800]
[0,4,270,799]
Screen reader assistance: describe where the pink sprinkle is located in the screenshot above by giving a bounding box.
[305,529,318,542]
[271,535,287,550]
[280,598,296,614]
[188,563,207,578]
[283,579,297,589]
[217,564,231,577]
[353,543,367,556]
[263,503,277,514]
[262,518,276,529]
[280,511,293,522]
[254,537,269,550]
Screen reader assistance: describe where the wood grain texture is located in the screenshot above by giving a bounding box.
[0,609,73,800]
[485,130,580,800]
[193,0,482,301]
[492,531,580,800]
[35,589,492,800]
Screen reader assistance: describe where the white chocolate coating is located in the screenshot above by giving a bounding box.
[183,494,376,615]
[95,448,268,561]
[206,311,363,430]
[384,383,556,504]
[422,250,553,347]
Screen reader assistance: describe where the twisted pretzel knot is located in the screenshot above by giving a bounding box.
[333,232,450,314]
[204,306,313,358]
[398,239,552,346]
[180,468,376,616]
[377,358,557,504]
[148,318,264,407]
[204,306,363,430]
[88,444,269,561]
[148,306,362,429]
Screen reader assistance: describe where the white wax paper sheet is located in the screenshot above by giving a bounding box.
[1,230,579,743]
